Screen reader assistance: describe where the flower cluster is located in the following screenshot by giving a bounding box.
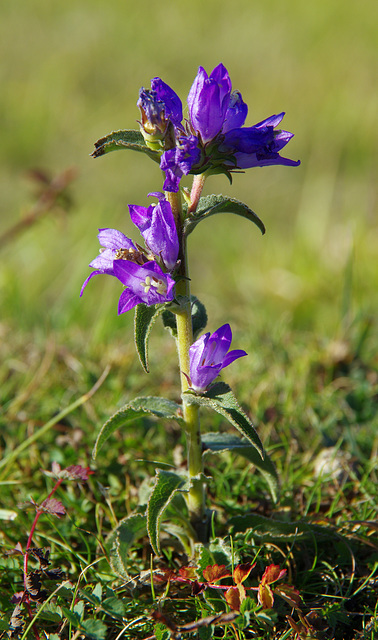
[81,193,178,312]
[139,63,300,192]
[83,63,300,392]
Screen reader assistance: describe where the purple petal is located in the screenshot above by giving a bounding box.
[221,349,247,368]
[118,289,142,314]
[97,228,136,251]
[80,270,103,296]
[222,91,248,133]
[151,77,183,126]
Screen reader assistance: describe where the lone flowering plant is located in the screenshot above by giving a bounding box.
[84,63,299,559]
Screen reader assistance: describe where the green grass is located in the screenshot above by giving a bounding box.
[1,0,377,638]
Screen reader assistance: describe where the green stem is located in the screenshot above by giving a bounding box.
[166,188,206,538]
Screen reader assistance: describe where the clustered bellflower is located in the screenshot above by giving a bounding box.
[189,324,247,393]
[138,63,300,193]
[80,195,177,313]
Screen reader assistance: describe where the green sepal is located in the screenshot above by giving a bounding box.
[147,469,189,555]
[91,129,160,162]
[106,513,147,579]
[162,295,208,339]
[201,432,279,502]
[183,382,264,458]
[134,303,168,372]
[93,396,184,458]
[184,194,265,236]
[228,513,336,542]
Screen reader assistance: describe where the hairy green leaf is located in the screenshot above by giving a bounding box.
[134,303,167,372]
[91,129,160,162]
[106,513,147,579]
[184,194,265,236]
[147,469,188,555]
[81,619,107,640]
[228,514,336,541]
[184,382,263,457]
[202,432,279,502]
[93,396,183,458]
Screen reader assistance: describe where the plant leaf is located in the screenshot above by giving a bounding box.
[184,382,263,458]
[93,396,183,458]
[147,469,188,555]
[201,432,279,502]
[134,303,167,372]
[81,619,107,640]
[184,194,265,236]
[228,513,336,541]
[106,513,147,579]
[91,129,160,162]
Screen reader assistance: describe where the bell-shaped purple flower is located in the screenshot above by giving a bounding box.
[189,324,247,393]
[113,259,176,314]
[220,113,300,169]
[128,193,179,271]
[187,63,232,144]
[80,228,140,295]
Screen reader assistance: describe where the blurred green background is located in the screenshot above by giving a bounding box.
[1,0,377,349]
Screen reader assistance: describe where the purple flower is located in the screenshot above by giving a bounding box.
[138,78,182,136]
[80,229,140,295]
[189,324,247,393]
[187,63,233,144]
[113,259,176,313]
[128,193,179,271]
[160,135,201,192]
[220,113,300,169]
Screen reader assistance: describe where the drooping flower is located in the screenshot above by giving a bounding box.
[80,228,143,295]
[189,324,247,393]
[128,193,179,270]
[113,259,176,313]
[137,78,182,138]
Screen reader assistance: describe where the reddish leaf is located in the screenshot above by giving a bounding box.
[62,465,94,481]
[178,566,197,580]
[274,584,303,609]
[260,564,286,586]
[258,583,274,609]
[233,562,255,585]
[203,564,231,583]
[40,498,66,518]
[225,586,242,611]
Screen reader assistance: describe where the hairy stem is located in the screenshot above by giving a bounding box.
[166,189,206,538]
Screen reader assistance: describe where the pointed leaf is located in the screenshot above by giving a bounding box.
[201,432,279,502]
[92,129,160,162]
[184,382,263,458]
[106,513,147,579]
[184,194,265,236]
[134,303,167,372]
[147,470,188,555]
[93,396,183,458]
[228,513,335,541]
[260,564,286,586]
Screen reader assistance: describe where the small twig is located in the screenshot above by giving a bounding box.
[0,167,77,249]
